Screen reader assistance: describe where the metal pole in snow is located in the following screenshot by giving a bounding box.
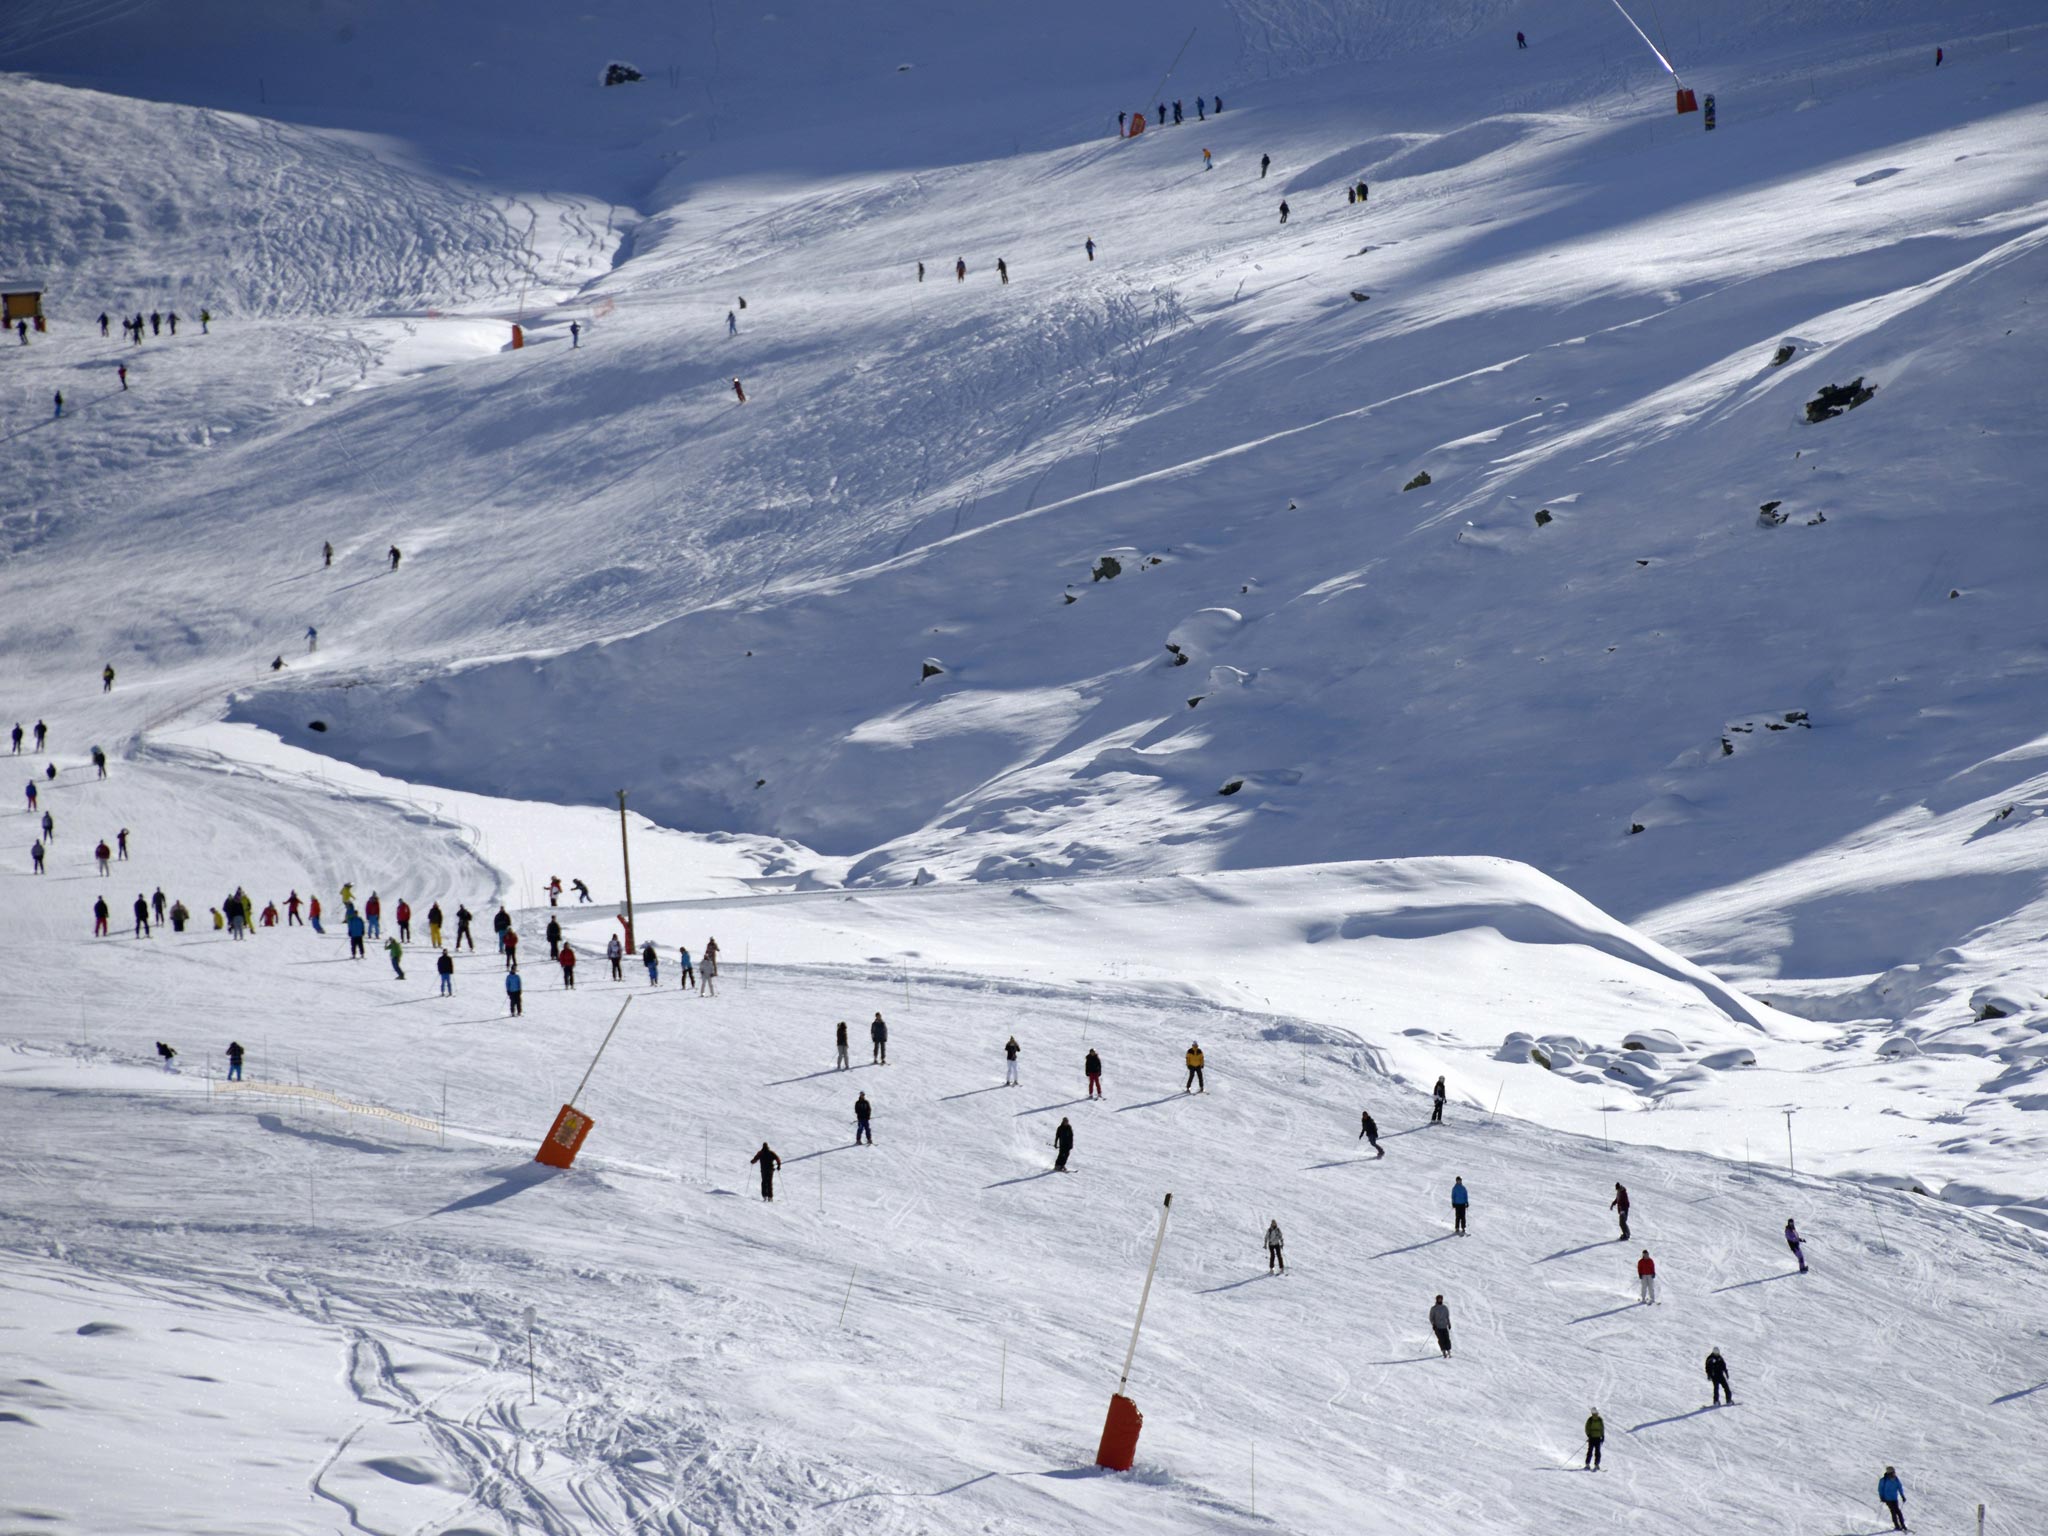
[566,995,634,1110]
[999,1338,1007,1410]
[522,1306,536,1405]
[1784,1109,1796,1174]
[838,1267,857,1326]
[1251,1442,1256,1516]
[1117,1194,1174,1391]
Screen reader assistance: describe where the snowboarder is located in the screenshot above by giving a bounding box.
[997,257,1008,283]
[1432,1076,1447,1123]
[570,321,581,348]
[506,966,523,1015]
[559,943,576,988]
[854,1092,872,1144]
[103,664,116,692]
[226,1041,244,1080]
[1637,1249,1657,1304]
[1053,1116,1074,1171]
[1278,200,1289,224]
[455,904,474,949]
[836,1020,851,1070]
[395,899,411,942]
[1359,1108,1384,1157]
[1452,1176,1469,1234]
[385,936,405,979]
[606,933,623,980]
[1003,1035,1021,1086]
[1584,1410,1604,1469]
[1085,237,1095,261]
[388,545,401,571]
[133,895,151,936]
[642,940,659,985]
[678,944,695,989]
[751,1142,781,1200]
[1184,1041,1205,1093]
[1265,1219,1284,1273]
[727,310,738,336]
[1429,1295,1452,1357]
[1784,1217,1808,1272]
[1260,153,1270,178]
[156,1040,177,1070]
[437,948,454,996]
[1706,1347,1732,1406]
[1085,1047,1102,1098]
[1878,1467,1907,1531]
[322,541,333,567]
[92,896,109,936]
[545,915,561,961]
[871,1012,889,1064]
[1611,1182,1631,1240]
[1202,147,1212,171]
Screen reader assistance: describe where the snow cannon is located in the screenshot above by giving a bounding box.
[1095,1193,1173,1472]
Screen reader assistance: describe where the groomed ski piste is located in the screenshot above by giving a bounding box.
[3,0,2047,1531]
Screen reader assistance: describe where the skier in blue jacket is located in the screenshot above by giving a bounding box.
[1877,1468,1906,1531]
[1451,1177,1470,1235]
[346,909,367,959]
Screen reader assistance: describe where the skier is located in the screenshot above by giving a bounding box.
[606,933,623,980]
[33,721,44,751]
[1202,148,1212,171]
[152,888,166,924]
[570,321,581,348]
[572,878,591,903]
[731,378,746,404]
[1611,1182,1631,1240]
[500,928,520,971]
[1518,30,1527,48]
[437,948,454,996]
[1878,1467,1907,1531]
[1197,96,1206,120]
[698,945,718,996]
[226,1041,244,1081]
[1172,99,1182,124]
[167,311,178,336]
[395,898,411,942]
[1348,186,1356,205]
[871,1012,889,1064]
[1357,179,1368,203]
[95,840,112,876]
[955,257,966,282]
[1278,200,1289,225]
[1358,1108,1384,1157]
[156,1041,177,1070]
[678,944,695,989]
[1784,1217,1808,1273]
[1265,1219,1285,1273]
[385,936,405,979]
[1213,95,1224,111]
[93,896,110,936]
[94,748,109,780]
[854,1092,872,1144]
[260,901,277,928]
[1085,236,1095,261]
[150,310,160,335]
[915,261,924,282]
[323,541,333,567]
[346,907,366,959]
[103,664,116,692]
[997,257,1009,283]
[132,895,150,936]
[1432,1075,1447,1123]
[1429,1295,1452,1357]
[1003,1035,1021,1086]
[492,905,511,944]
[1260,152,1270,178]
[7,723,16,753]
[1706,1347,1732,1406]
[727,310,738,336]
[1084,1047,1103,1098]
[99,313,109,337]
[1452,1176,1470,1235]
[751,1142,781,1200]
[455,904,475,949]
[1118,110,1126,134]
[642,940,659,985]
[1637,1249,1657,1304]
[287,891,303,926]
[1053,1116,1075,1172]
[118,364,127,390]
[506,966,523,1015]
[309,895,324,933]
[547,875,562,906]
[1184,1041,1205,1093]
[306,627,317,652]
[30,840,43,873]
[836,1020,851,1070]
[199,308,211,333]
[1584,1409,1605,1469]
[169,899,188,932]
[115,827,127,856]
[388,545,401,571]
[545,915,561,961]
[559,943,576,988]
[23,781,34,811]
[364,892,381,938]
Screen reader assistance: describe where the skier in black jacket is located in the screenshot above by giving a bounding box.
[1053,1117,1074,1171]
[751,1143,782,1199]
[1706,1348,1733,1405]
[1358,1108,1384,1157]
[870,1012,888,1064]
[854,1093,872,1144]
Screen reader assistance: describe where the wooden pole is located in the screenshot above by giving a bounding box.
[616,789,637,952]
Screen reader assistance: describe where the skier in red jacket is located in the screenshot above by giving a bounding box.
[1637,1250,1657,1304]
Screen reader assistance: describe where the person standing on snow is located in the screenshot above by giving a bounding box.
[385,936,405,979]
[751,1142,782,1200]
[1637,1249,1657,1304]
[92,896,110,936]
[698,946,718,996]
[323,541,333,567]
[117,363,127,390]
[1432,1075,1447,1123]
[1451,1176,1470,1234]
[677,944,695,989]
[836,1020,851,1070]
[1265,1219,1285,1273]
[726,310,738,336]
[98,313,109,337]
[545,915,561,961]
[455,904,474,949]
[1518,30,1527,49]
[31,840,44,873]
[1429,1295,1452,1357]
[955,257,966,282]
[502,927,520,972]
[395,898,411,942]
[226,1041,244,1081]
[1172,99,1182,124]
[570,321,580,348]
[306,626,318,652]
[1611,1182,1631,1240]
[1053,1116,1074,1171]
[24,781,36,811]
[388,545,402,571]
[506,966,523,1015]
[731,378,746,403]
[1784,1217,1808,1273]
[1877,1467,1907,1531]
[7,723,18,753]
[1357,179,1369,203]
[132,894,151,936]
[1260,152,1270,178]
[364,891,381,938]
[308,895,324,933]
[547,876,562,906]
[1184,1041,1206,1093]
[346,907,366,959]
[558,943,576,988]
[103,664,116,692]
[1584,1409,1605,1469]
[871,1012,889,1064]
[1202,147,1212,171]
[152,888,166,924]
[1359,1108,1384,1157]
[997,257,1009,283]
[95,840,112,876]
[1278,200,1289,225]
[33,721,45,751]
[642,940,659,985]
[437,948,454,996]
[169,898,187,931]
[1085,236,1095,261]
[287,891,303,926]
[916,261,925,282]
[606,933,623,980]
[1003,1035,1021,1086]
[854,1092,872,1144]
[1706,1347,1733,1406]
[1084,1047,1103,1098]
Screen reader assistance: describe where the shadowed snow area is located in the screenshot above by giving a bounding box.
[3,0,2048,1530]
